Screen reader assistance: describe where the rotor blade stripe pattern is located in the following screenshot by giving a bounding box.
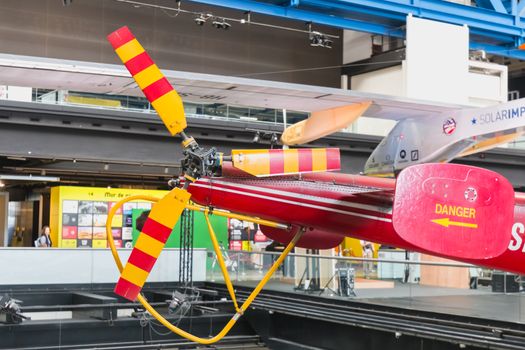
[140,218,173,242]
[127,248,157,273]
[109,25,135,45]
[312,149,327,172]
[125,51,154,76]
[114,188,191,301]
[114,217,171,300]
[143,78,174,102]
[231,148,340,176]
[133,64,165,90]
[114,278,141,301]
[269,149,285,175]
[325,148,340,170]
[107,26,186,136]
[284,149,299,174]
[298,149,313,172]
[115,39,145,63]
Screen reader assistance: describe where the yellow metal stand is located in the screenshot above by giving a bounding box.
[106,194,302,345]
[203,212,240,312]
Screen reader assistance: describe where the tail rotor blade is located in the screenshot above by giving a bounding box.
[231,148,340,177]
[107,26,187,136]
[114,188,191,301]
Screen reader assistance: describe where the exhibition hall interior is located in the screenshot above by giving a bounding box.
[2,1,525,349]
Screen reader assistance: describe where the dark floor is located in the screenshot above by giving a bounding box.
[232,278,525,324]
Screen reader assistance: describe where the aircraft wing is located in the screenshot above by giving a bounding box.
[0,53,463,120]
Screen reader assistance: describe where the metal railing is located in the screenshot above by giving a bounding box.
[207,249,524,298]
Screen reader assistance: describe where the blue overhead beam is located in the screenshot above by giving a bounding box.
[300,0,407,22]
[470,41,525,59]
[300,0,516,43]
[319,0,523,38]
[518,0,525,16]
[188,0,525,59]
[474,0,508,14]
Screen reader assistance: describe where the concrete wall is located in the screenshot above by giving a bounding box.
[343,30,372,64]
[349,17,508,137]
[405,16,470,105]
[0,248,207,285]
[0,0,342,87]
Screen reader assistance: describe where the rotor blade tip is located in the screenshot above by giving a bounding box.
[107,26,135,49]
[114,277,141,301]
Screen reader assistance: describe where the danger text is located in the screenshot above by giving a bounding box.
[435,203,476,219]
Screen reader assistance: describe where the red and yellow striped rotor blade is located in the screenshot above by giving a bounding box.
[231,148,340,177]
[114,188,191,301]
[107,26,187,136]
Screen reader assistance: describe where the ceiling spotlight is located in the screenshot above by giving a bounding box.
[252,131,261,143]
[0,182,5,188]
[194,13,211,26]
[212,18,231,30]
[309,31,333,49]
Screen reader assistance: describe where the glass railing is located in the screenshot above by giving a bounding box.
[206,249,525,323]
[506,136,525,150]
[0,247,523,348]
[3,87,520,149]
[32,88,310,126]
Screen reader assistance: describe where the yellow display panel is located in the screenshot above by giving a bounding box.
[50,186,167,249]
[341,237,379,258]
[241,241,251,251]
[93,240,108,249]
[61,239,77,248]
[111,215,123,227]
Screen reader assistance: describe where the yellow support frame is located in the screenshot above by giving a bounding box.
[106,194,302,345]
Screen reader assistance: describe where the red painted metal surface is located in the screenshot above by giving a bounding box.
[260,225,344,249]
[187,164,525,275]
[393,164,514,260]
[187,171,401,249]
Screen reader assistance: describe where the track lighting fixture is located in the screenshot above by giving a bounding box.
[194,13,212,26]
[117,1,340,43]
[212,18,231,30]
[250,130,281,145]
[194,13,206,26]
[309,31,333,49]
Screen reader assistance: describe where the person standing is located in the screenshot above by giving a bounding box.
[36,226,52,247]
[229,218,243,241]
[360,240,374,278]
[469,267,480,289]
[10,227,25,247]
